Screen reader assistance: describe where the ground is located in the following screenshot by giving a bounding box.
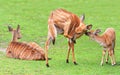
[0,0,120,75]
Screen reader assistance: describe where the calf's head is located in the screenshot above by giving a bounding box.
[85,29,101,39]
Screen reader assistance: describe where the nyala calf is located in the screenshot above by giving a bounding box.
[86,28,116,66]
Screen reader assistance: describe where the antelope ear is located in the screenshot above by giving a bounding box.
[80,14,85,22]
[17,25,20,32]
[94,29,101,35]
[86,24,92,30]
[8,26,13,32]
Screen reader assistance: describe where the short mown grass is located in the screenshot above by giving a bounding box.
[0,0,120,75]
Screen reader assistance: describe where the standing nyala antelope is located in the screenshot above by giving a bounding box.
[6,25,45,60]
[45,8,92,67]
[86,28,116,66]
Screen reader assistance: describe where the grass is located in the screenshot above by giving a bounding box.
[0,0,120,75]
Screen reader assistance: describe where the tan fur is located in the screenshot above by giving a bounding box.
[48,9,87,39]
[86,28,116,66]
[45,8,92,67]
[6,25,45,60]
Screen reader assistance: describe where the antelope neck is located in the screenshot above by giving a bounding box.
[12,31,18,42]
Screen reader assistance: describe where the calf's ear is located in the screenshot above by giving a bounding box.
[96,29,101,33]
[86,24,92,30]
[94,29,101,35]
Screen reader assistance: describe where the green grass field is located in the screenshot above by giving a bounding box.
[0,0,120,75]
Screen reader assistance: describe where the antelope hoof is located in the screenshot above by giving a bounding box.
[46,64,49,67]
[66,59,69,63]
[100,63,103,66]
[74,62,78,65]
[106,61,108,64]
[112,63,116,66]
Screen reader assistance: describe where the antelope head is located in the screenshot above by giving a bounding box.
[8,25,22,42]
[85,29,101,40]
[75,14,92,38]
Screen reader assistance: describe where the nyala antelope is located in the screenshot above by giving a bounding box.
[6,25,45,60]
[86,28,116,66]
[45,8,92,67]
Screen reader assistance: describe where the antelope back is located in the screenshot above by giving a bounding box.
[103,28,115,45]
[48,9,80,29]
[48,8,92,39]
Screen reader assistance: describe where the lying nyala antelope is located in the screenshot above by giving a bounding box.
[6,25,45,60]
[45,8,92,67]
[86,28,116,66]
